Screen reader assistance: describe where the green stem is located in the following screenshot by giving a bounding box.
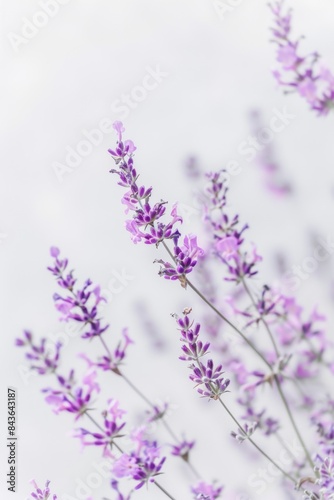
[217,397,296,484]
[161,241,271,370]
[241,279,314,470]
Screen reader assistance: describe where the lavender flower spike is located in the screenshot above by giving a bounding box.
[270,1,334,115]
[108,122,203,287]
[29,479,57,500]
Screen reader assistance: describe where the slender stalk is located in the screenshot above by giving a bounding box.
[74,389,178,499]
[217,397,296,483]
[161,241,271,370]
[274,377,314,469]
[241,278,315,470]
[96,338,201,479]
[120,372,155,409]
[161,240,314,470]
[187,278,272,369]
[154,481,178,500]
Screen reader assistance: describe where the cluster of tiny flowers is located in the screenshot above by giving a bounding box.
[108,121,203,287]
[113,428,166,490]
[175,308,230,400]
[42,368,100,420]
[48,247,109,339]
[249,110,292,196]
[191,481,223,500]
[15,329,100,421]
[170,439,195,461]
[203,171,262,283]
[80,328,134,375]
[74,399,126,457]
[202,170,332,382]
[307,398,334,497]
[15,331,61,375]
[231,421,258,444]
[270,1,334,115]
[29,480,57,500]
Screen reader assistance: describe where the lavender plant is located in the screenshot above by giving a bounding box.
[270,1,334,115]
[20,118,334,499]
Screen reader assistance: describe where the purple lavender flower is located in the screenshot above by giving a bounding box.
[29,480,57,500]
[231,421,258,444]
[48,247,109,339]
[314,455,334,498]
[15,331,61,375]
[80,328,134,375]
[43,369,100,420]
[170,439,195,461]
[145,402,170,422]
[74,399,126,457]
[270,1,334,115]
[113,434,166,490]
[108,122,203,286]
[203,171,262,283]
[191,481,223,500]
[156,234,204,288]
[175,309,230,400]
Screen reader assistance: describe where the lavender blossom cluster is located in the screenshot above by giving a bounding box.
[19,3,334,499]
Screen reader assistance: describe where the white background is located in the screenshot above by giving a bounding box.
[1,0,334,499]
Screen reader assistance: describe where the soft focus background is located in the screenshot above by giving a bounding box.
[1,0,334,499]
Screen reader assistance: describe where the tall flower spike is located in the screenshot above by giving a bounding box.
[270,1,334,115]
[48,247,109,339]
[175,308,230,400]
[108,122,203,287]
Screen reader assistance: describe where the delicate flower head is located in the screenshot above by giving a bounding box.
[29,480,57,500]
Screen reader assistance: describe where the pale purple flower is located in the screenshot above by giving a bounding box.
[175,309,230,400]
[74,399,126,457]
[80,328,134,375]
[170,439,195,460]
[231,421,258,444]
[270,1,334,115]
[191,481,223,500]
[15,332,62,375]
[112,436,166,490]
[48,248,109,339]
[29,480,57,500]
[43,369,100,420]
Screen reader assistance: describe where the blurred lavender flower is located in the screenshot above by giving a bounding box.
[29,480,57,500]
[80,328,134,375]
[42,368,100,420]
[191,481,223,500]
[270,1,334,115]
[231,421,258,444]
[170,439,195,461]
[74,399,126,457]
[15,331,61,375]
[111,480,133,500]
[112,431,166,490]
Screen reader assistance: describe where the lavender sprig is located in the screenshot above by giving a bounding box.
[269,1,334,115]
[174,308,297,485]
[29,480,57,500]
